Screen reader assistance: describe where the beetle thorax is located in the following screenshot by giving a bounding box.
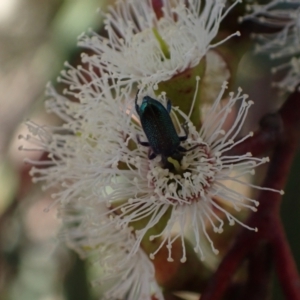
[141,104,179,156]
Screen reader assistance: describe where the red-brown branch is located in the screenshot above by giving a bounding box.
[200,88,300,300]
[272,216,300,300]
[241,243,273,300]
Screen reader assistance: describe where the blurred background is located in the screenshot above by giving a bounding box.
[0,1,299,300]
[0,1,108,299]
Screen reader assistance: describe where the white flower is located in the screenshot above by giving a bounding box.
[60,204,163,300]
[19,61,282,264]
[242,0,300,91]
[78,0,241,90]
[200,50,231,103]
[273,56,300,91]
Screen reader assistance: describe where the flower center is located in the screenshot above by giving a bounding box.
[147,144,217,205]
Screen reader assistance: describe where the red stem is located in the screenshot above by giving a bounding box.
[200,88,300,300]
[241,243,273,300]
[272,216,300,300]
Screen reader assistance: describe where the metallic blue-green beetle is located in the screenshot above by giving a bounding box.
[135,91,198,167]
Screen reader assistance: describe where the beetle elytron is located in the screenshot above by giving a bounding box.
[135,90,199,168]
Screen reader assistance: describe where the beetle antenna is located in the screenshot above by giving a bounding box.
[135,89,140,105]
[188,76,200,119]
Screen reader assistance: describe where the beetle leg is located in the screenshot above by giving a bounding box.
[135,89,140,115]
[178,146,187,152]
[161,155,178,170]
[137,135,150,147]
[179,122,189,141]
[148,149,157,160]
[166,99,172,113]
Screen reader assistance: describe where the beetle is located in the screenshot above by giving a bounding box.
[135,90,199,168]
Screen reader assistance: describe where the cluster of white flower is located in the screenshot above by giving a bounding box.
[60,203,163,300]
[79,0,241,90]
[242,0,300,91]
[20,0,283,298]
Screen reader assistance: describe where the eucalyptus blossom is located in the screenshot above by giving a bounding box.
[20,65,282,263]
[79,0,241,90]
[60,204,163,300]
[242,0,300,91]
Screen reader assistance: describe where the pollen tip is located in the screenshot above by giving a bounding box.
[254,227,258,232]
[180,257,187,263]
[280,190,285,195]
[236,31,241,37]
[245,4,252,11]
[222,81,229,89]
[149,254,155,260]
[249,131,254,137]
[167,258,174,262]
[213,249,219,255]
